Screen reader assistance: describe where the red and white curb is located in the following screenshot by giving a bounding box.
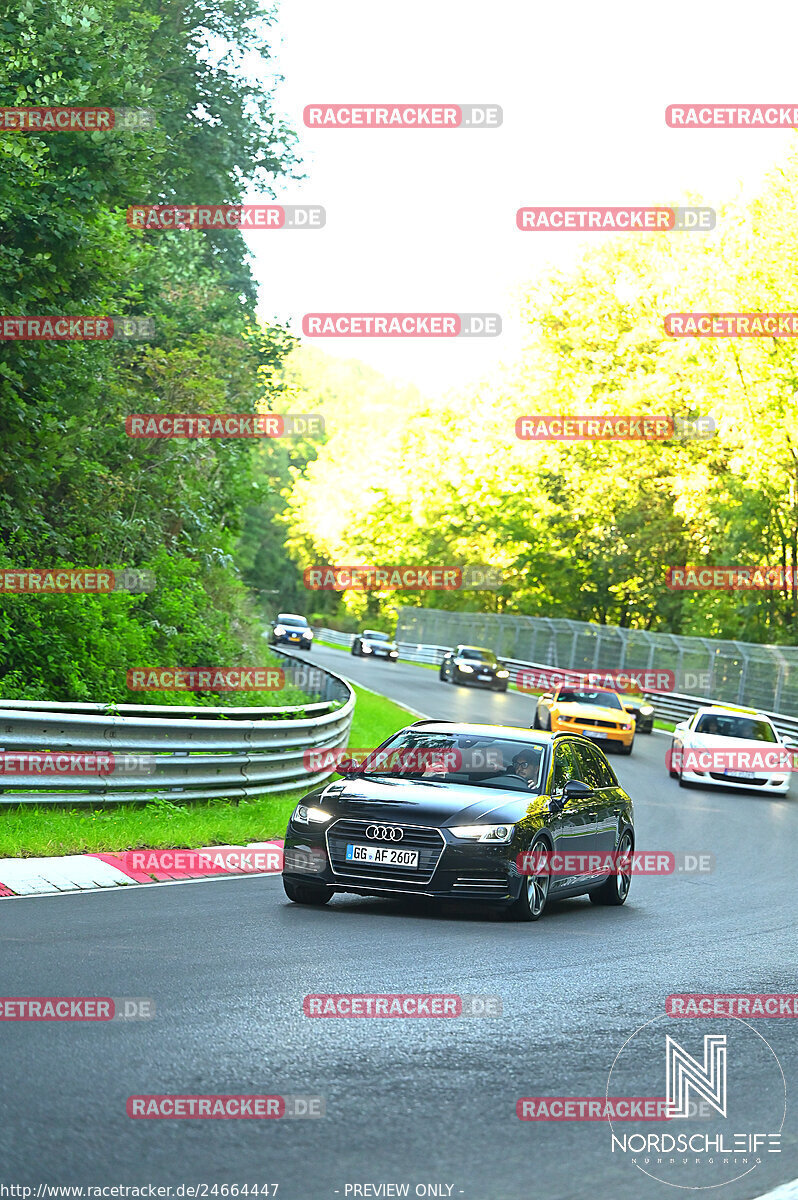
[0,840,284,898]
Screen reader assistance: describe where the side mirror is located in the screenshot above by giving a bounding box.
[540,692,553,701]
[673,722,688,736]
[563,778,594,800]
[549,777,593,814]
[336,757,361,777]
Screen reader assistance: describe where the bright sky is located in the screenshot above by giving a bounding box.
[245,0,797,396]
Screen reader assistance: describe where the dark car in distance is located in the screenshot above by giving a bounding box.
[269,612,313,651]
[439,645,510,692]
[281,721,635,921]
[351,629,398,661]
[621,693,655,734]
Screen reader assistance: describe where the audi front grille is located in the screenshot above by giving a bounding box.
[325,819,445,886]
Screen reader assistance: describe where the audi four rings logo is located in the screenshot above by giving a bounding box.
[365,825,404,841]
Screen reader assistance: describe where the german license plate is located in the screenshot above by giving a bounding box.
[346,844,419,867]
[583,730,604,739]
[725,770,755,779]
[478,673,492,680]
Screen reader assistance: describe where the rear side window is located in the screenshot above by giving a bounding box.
[551,742,580,791]
[574,743,618,788]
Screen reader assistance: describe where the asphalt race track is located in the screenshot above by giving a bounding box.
[2,644,797,1199]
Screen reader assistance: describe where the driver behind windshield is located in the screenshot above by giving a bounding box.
[504,749,541,789]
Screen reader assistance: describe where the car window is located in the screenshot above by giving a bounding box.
[551,742,580,791]
[695,713,777,742]
[556,689,623,710]
[459,647,497,663]
[363,630,388,640]
[574,742,617,788]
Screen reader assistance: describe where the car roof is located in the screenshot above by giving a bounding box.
[695,705,773,721]
[362,629,388,636]
[277,613,308,622]
[409,721,551,744]
[556,685,622,698]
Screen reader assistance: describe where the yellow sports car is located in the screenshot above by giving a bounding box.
[533,685,636,754]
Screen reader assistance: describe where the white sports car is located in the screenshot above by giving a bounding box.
[669,705,795,795]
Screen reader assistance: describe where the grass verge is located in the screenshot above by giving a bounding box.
[0,684,418,859]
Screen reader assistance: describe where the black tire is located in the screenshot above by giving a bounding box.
[532,709,542,729]
[283,878,332,906]
[668,742,679,779]
[493,682,508,693]
[351,642,359,656]
[506,836,552,922]
[439,663,448,681]
[589,830,633,906]
[618,737,634,756]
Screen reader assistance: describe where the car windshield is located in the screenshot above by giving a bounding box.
[363,630,389,640]
[278,614,308,627]
[695,714,777,742]
[459,647,497,663]
[557,689,623,710]
[356,731,545,790]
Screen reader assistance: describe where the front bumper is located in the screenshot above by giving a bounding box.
[553,719,634,747]
[454,668,507,688]
[275,633,312,647]
[680,768,790,794]
[283,819,523,905]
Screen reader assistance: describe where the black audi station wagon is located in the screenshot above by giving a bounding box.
[282,721,635,921]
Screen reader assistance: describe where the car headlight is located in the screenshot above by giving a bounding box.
[305,630,313,639]
[449,824,515,842]
[274,625,286,636]
[496,669,509,678]
[640,705,653,716]
[389,650,398,657]
[362,644,372,653]
[620,724,632,731]
[458,663,474,673]
[292,804,333,825]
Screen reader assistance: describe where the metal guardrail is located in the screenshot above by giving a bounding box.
[396,607,798,716]
[0,650,355,805]
[316,629,798,741]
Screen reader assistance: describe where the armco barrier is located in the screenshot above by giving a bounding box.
[0,650,354,805]
[315,628,798,741]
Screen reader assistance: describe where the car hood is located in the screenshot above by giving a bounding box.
[317,776,545,826]
[556,702,628,722]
